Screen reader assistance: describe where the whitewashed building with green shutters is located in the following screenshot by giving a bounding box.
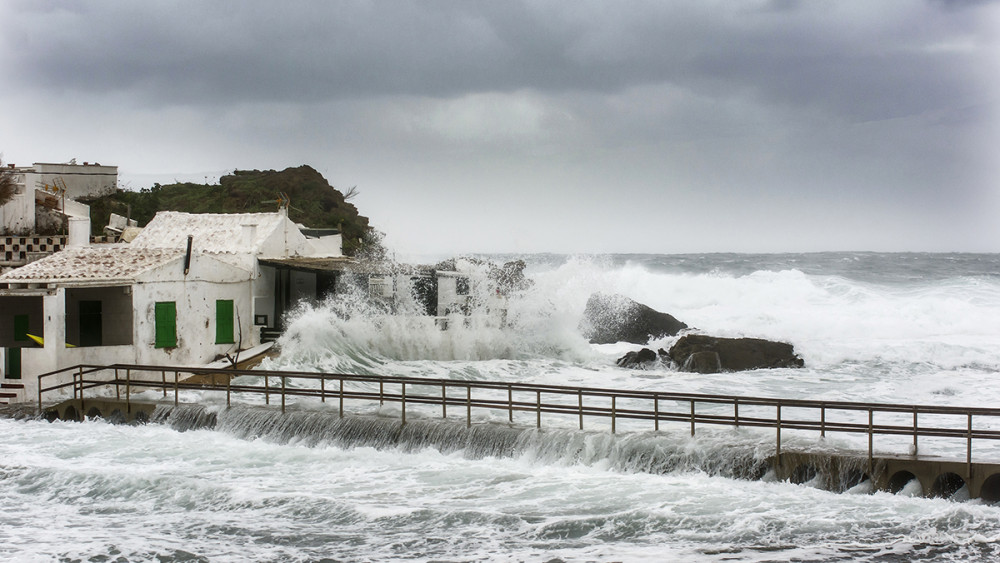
[0,209,347,403]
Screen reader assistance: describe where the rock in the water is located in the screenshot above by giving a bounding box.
[580,293,688,345]
[668,334,804,373]
[616,347,658,369]
[684,351,723,374]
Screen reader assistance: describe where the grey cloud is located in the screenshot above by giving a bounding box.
[3,0,992,124]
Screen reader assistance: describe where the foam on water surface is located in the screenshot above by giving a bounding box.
[6,252,1000,561]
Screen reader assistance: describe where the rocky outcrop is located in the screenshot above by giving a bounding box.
[667,334,804,373]
[580,293,688,345]
[615,347,660,369]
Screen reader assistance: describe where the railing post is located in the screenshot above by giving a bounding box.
[733,398,738,429]
[115,368,120,401]
[281,376,286,413]
[867,408,874,470]
[776,404,782,466]
[401,383,406,426]
[508,384,513,423]
[536,390,541,429]
[174,371,179,407]
[442,384,447,419]
[264,376,270,405]
[466,385,471,429]
[912,408,918,455]
[968,413,973,480]
[380,380,384,406]
[161,370,167,398]
[579,390,584,431]
[226,376,231,408]
[126,369,131,415]
[339,379,344,418]
[820,405,825,438]
[653,394,659,432]
[320,378,325,403]
[611,395,616,434]
[690,399,695,437]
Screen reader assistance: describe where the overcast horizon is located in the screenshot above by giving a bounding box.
[1,1,997,255]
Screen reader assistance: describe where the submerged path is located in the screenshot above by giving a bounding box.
[31,363,1000,501]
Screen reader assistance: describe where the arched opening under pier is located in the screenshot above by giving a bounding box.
[790,464,821,487]
[889,471,920,495]
[981,474,1000,504]
[838,468,871,493]
[931,472,967,499]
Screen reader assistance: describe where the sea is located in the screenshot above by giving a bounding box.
[3,252,1000,562]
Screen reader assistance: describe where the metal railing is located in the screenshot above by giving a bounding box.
[38,363,1000,473]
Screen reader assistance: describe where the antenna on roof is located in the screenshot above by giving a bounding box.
[276,192,290,212]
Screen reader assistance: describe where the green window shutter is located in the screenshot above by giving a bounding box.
[5,348,21,379]
[154,302,177,348]
[13,315,29,342]
[216,300,235,344]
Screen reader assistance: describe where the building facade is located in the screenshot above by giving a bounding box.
[0,209,347,403]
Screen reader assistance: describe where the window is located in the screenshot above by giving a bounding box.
[154,302,177,348]
[216,300,235,344]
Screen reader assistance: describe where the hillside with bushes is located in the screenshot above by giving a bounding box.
[82,165,375,255]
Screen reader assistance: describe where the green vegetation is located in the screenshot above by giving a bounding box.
[81,165,376,256]
[0,157,15,207]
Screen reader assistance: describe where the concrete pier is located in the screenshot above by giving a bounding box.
[774,450,1000,501]
[42,397,1000,502]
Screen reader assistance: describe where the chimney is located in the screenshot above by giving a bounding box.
[67,217,91,247]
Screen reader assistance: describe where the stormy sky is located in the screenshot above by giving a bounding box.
[1,1,997,255]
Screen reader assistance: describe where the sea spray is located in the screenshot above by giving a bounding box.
[9,253,999,561]
[152,403,783,482]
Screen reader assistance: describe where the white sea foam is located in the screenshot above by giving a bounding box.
[3,415,1000,562]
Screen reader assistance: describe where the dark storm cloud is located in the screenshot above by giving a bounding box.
[3,0,991,123]
[1,0,996,253]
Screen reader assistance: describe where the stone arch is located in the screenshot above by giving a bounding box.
[889,470,921,495]
[44,409,60,422]
[62,405,78,421]
[931,472,967,499]
[980,474,1000,504]
[86,406,103,419]
[132,410,150,425]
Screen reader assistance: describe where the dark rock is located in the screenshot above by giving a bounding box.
[684,351,723,374]
[668,334,805,374]
[616,347,658,369]
[580,293,688,345]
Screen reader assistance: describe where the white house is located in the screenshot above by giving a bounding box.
[0,209,348,403]
[0,161,111,273]
[0,161,111,235]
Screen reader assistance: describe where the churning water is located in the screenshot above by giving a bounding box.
[3,252,1000,561]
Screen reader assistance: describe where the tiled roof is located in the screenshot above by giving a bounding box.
[130,211,285,254]
[0,246,183,283]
